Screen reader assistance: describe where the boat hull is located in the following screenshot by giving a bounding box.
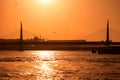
[92,46,120,54]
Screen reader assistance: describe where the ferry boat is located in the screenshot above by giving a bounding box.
[97,46,120,54]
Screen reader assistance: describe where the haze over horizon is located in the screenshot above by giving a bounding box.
[0,0,120,41]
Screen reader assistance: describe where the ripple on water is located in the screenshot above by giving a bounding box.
[0,51,120,80]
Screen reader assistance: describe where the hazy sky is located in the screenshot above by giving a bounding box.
[0,0,120,41]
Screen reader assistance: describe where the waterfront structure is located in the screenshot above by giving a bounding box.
[19,21,23,51]
[106,20,110,46]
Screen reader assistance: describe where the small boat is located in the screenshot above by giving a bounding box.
[92,46,120,54]
[97,46,120,54]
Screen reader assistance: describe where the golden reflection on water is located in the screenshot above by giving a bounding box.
[1,51,119,79]
[34,62,55,80]
[40,62,55,79]
[32,51,54,60]
[31,51,57,80]
[38,51,52,59]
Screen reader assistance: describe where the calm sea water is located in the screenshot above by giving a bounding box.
[0,51,120,80]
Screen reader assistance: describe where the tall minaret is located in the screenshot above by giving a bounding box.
[19,21,23,51]
[106,20,110,46]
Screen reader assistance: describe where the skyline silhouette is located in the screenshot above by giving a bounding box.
[0,21,120,42]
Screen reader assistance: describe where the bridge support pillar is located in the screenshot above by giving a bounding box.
[19,21,23,51]
[106,20,110,46]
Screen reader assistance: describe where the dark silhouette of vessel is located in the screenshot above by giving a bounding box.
[92,20,120,54]
[97,46,120,54]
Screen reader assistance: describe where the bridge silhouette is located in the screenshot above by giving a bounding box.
[1,23,120,41]
[80,28,120,42]
[0,27,41,40]
[0,20,120,51]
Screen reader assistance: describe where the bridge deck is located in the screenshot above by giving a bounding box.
[0,41,120,45]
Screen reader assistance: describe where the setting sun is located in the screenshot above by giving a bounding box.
[39,0,53,4]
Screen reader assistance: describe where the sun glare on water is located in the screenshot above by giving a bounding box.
[39,51,51,58]
[32,51,54,60]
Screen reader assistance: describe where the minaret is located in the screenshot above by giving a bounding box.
[19,21,23,51]
[106,20,110,46]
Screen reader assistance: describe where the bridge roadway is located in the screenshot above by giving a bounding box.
[0,41,120,45]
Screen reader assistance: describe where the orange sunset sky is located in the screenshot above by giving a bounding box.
[0,0,120,41]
